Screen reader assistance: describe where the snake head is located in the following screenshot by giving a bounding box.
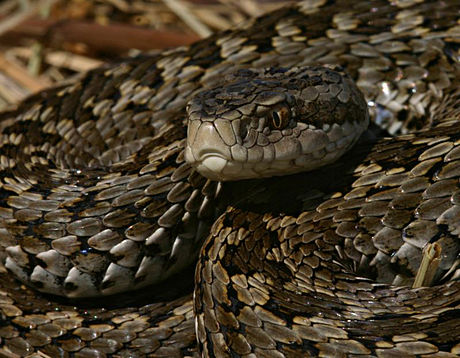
[185,66,369,181]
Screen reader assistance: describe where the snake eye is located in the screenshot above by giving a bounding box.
[269,105,291,130]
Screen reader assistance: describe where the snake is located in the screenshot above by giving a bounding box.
[0,0,459,356]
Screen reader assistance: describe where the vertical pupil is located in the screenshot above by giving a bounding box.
[272,111,281,128]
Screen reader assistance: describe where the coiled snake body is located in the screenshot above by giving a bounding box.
[0,0,459,357]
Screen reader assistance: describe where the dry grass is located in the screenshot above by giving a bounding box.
[0,0,291,110]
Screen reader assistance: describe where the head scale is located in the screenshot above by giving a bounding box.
[185,66,369,181]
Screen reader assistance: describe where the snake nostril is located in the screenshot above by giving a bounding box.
[239,118,261,143]
[237,120,250,142]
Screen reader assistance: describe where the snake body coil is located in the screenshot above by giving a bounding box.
[0,0,459,357]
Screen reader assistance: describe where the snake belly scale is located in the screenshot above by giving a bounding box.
[0,0,459,357]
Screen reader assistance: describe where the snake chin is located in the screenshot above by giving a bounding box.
[195,155,229,181]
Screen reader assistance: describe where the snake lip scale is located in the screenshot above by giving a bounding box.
[0,0,459,357]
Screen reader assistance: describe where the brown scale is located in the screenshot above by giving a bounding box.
[196,121,460,356]
[0,0,459,357]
